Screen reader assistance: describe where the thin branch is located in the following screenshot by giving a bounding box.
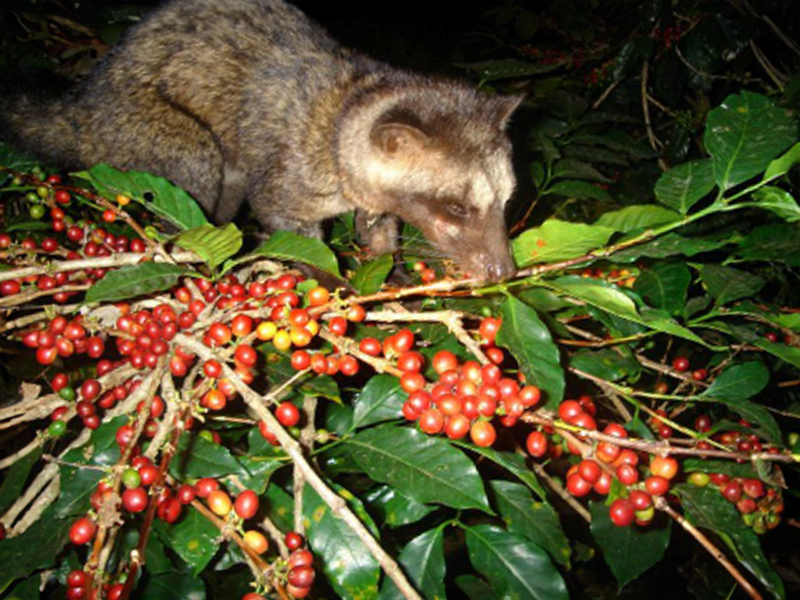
[657,498,763,600]
[174,333,424,600]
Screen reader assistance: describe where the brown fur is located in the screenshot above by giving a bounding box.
[1,0,521,281]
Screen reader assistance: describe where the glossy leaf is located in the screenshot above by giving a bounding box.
[345,424,491,512]
[81,164,209,230]
[465,524,568,600]
[265,483,295,533]
[350,374,405,431]
[736,224,800,261]
[254,230,341,277]
[698,264,765,305]
[545,277,711,347]
[176,223,242,269]
[133,572,206,600]
[589,501,670,588]
[676,484,785,600]
[705,92,796,190]
[351,254,394,294]
[0,143,39,170]
[633,262,691,315]
[458,58,560,81]
[547,179,613,201]
[455,443,546,499]
[364,485,437,528]
[497,295,564,408]
[160,506,220,576]
[763,142,800,181]
[489,481,571,566]
[0,507,71,593]
[570,348,641,382]
[303,483,380,600]
[0,446,42,514]
[654,159,715,214]
[614,233,728,261]
[455,575,499,600]
[752,186,800,222]
[512,219,614,266]
[379,528,446,600]
[552,158,611,183]
[702,361,769,402]
[54,465,106,518]
[595,205,680,232]
[85,263,189,303]
[170,432,249,480]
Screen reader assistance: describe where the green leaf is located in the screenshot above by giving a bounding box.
[81,164,209,230]
[489,481,571,567]
[0,143,40,171]
[254,231,341,277]
[697,264,765,305]
[613,233,728,261]
[699,396,780,444]
[595,205,680,233]
[545,277,712,348]
[569,348,641,382]
[364,485,437,528]
[676,484,785,600]
[682,459,758,480]
[702,362,769,402]
[134,571,206,600]
[170,432,250,480]
[351,254,394,294]
[379,528,446,600]
[546,179,613,201]
[513,219,614,267]
[265,483,295,533]
[350,374,405,431]
[84,263,189,303]
[497,295,564,408]
[345,424,491,512]
[456,444,546,499]
[303,483,380,600]
[751,186,800,222]
[705,92,797,191]
[176,223,242,269]
[54,465,106,518]
[61,416,125,467]
[458,59,560,81]
[763,142,800,181]
[552,159,611,183]
[633,262,691,316]
[465,524,568,600]
[0,507,71,593]
[736,224,800,261]
[3,574,41,600]
[589,501,671,588]
[159,506,220,577]
[654,159,716,214]
[0,446,42,514]
[455,575,499,600]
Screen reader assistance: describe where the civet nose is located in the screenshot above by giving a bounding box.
[476,252,517,282]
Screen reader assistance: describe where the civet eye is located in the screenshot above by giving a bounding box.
[446,202,469,218]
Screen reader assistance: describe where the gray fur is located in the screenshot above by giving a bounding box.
[0,0,521,281]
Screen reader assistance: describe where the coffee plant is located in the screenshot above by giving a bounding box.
[1,1,800,600]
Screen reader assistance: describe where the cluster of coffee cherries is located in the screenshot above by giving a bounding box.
[0,178,147,303]
[688,471,784,533]
[373,317,544,447]
[538,398,681,527]
[579,266,637,288]
[64,568,125,600]
[242,530,316,599]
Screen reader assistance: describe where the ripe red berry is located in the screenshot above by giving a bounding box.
[558,400,583,423]
[566,473,592,497]
[69,517,97,545]
[234,490,260,520]
[275,401,300,427]
[525,431,548,458]
[672,356,690,372]
[469,420,497,447]
[609,498,635,527]
[285,531,304,551]
[122,486,149,513]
